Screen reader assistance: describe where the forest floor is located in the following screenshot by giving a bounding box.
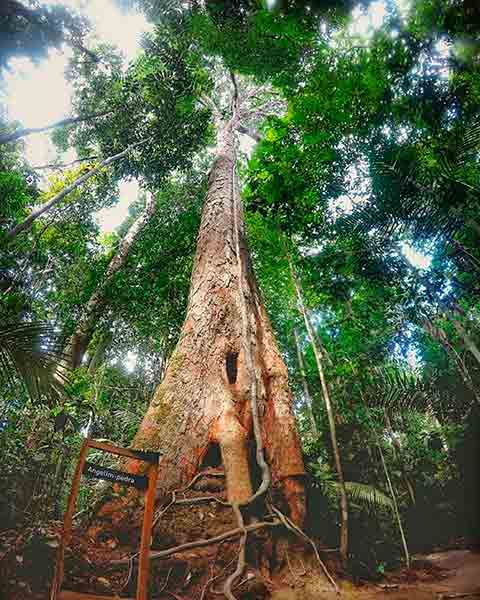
[334,549,480,600]
[1,527,479,600]
[1,482,479,600]
[271,548,480,599]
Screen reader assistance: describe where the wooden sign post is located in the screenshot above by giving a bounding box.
[50,438,159,600]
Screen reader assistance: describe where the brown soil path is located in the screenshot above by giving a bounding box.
[344,550,480,600]
[272,550,480,600]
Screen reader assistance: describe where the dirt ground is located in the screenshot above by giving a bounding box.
[341,550,480,600]
[270,549,480,600]
[2,517,479,600]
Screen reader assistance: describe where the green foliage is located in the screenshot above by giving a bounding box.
[0,1,92,73]
[0,171,32,225]
[338,481,394,511]
[65,23,213,188]
[0,0,479,575]
[0,321,67,401]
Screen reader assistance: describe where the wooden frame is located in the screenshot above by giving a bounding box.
[50,438,159,600]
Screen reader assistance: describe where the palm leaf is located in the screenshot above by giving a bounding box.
[0,321,69,401]
[359,364,427,412]
[345,120,480,243]
[327,480,394,511]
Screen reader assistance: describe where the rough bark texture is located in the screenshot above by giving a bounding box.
[129,119,306,525]
[67,193,156,369]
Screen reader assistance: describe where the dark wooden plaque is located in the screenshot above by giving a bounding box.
[82,461,148,490]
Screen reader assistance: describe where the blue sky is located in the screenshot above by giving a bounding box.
[2,0,151,232]
[1,0,434,267]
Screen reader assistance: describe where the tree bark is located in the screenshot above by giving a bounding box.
[378,444,410,569]
[384,409,416,505]
[287,253,349,564]
[128,117,306,526]
[66,193,156,369]
[6,141,144,241]
[449,317,480,367]
[421,317,480,405]
[0,112,111,145]
[293,326,319,438]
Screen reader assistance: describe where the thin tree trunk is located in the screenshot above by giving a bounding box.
[287,253,349,564]
[66,193,156,369]
[424,397,449,452]
[449,318,480,367]
[6,141,144,240]
[378,444,410,569]
[416,270,480,369]
[420,317,480,405]
[293,326,319,438]
[384,409,416,505]
[87,329,112,374]
[126,115,306,526]
[0,112,111,145]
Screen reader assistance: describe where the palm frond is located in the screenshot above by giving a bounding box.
[0,321,69,401]
[346,120,480,243]
[327,480,394,511]
[361,364,427,412]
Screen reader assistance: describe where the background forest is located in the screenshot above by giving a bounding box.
[0,0,479,598]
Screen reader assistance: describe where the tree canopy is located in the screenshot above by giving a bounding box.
[1,0,479,597]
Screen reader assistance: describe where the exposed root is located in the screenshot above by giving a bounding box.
[119,555,135,592]
[111,519,279,564]
[200,556,236,600]
[174,496,230,507]
[223,504,247,600]
[158,567,173,594]
[270,505,339,595]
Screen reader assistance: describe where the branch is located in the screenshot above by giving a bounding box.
[230,71,240,115]
[6,139,147,241]
[199,94,221,122]
[32,156,98,170]
[0,111,112,145]
[111,520,279,564]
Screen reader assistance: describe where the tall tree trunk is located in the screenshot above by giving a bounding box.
[67,193,156,369]
[287,254,349,564]
[293,326,319,438]
[0,111,111,145]
[128,117,306,525]
[6,141,144,241]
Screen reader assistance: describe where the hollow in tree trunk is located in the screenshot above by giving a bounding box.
[126,116,306,526]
